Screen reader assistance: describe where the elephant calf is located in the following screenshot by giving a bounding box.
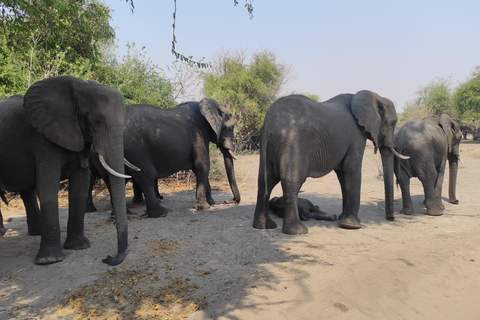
[394,114,462,216]
[269,196,337,221]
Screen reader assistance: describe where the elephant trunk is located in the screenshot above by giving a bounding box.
[96,129,128,265]
[380,146,395,220]
[221,148,241,203]
[448,154,459,204]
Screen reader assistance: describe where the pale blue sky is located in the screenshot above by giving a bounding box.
[103,0,480,112]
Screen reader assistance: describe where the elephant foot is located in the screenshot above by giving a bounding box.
[147,205,168,218]
[400,207,415,215]
[85,204,97,213]
[28,225,42,236]
[282,221,308,235]
[339,216,361,229]
[64,234,91,250]
[253,215,277,230]
[131,196,145,205]
[426,208,443,216]
[35,244,65,265]
[207,198,216,206]
[223,198,239,205]
[439,203,445,210]
[193,202,211,210]
[449,198,459,205]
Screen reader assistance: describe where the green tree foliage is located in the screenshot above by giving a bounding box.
[452,67,480,125]
[96,43,176,107]
[0,0,114,97]
[203,49,291,150]
[400,77,455,121]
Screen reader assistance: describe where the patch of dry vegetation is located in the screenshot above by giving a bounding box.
[56,239,207,320]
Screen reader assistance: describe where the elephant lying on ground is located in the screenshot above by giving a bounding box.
[0,76,130,265]
[253,91,408,234]
[88,98,241,218]
[394,114,462,216]
[269,197,337,221]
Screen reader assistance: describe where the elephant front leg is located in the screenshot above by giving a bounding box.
[193,168,212,210]
[36,176,64,265]
[20,190,41,236]
[337,169,362,229]
[64,167,91,250]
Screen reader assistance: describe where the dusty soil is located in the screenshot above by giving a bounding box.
[1,140,480,320]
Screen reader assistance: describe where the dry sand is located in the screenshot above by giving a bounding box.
[1,140,479,319]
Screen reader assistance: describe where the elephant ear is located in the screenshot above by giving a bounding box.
[351,90,384,147]
[439,114,455,153]
[199,98,223,140]
[24,76,84,152]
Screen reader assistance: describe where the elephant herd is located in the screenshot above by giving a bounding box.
[0,76,463,266]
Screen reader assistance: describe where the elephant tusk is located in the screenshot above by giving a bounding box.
[228,149,237,160]
[390,147,410,160]
[457,156,464,164]
[124,158,141,171]
[98,154,132,179]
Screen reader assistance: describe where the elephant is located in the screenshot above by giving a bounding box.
[0,189,7,236]
[394,114,462,216]
[0,76,130,265]
[269,196,337,221]
[88,98,241,218]
[252,91,408,234]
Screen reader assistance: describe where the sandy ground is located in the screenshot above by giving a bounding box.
[1,140,480,320]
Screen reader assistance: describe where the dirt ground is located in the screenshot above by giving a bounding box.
[1,140,480,320]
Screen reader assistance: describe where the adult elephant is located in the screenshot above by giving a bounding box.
[0,76,129,265]
[252,91,408,234]
[90,98,241,218]
[394,114,462,216]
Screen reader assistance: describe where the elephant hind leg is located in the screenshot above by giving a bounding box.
[419,168,444,216]
[20,190,42,236]
[253,159,279,230]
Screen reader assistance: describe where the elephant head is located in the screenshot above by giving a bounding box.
[350,90,409,220]
[425,114,462,204]
[23,75,128,265]
[199,98,240,203]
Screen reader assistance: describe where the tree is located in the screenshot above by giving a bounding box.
[400,77,455,121]
[203,49,291,150]
[452,66,480,126]
[0,0,114,97]
[96,43,177,107]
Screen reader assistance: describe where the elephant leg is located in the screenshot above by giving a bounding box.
[336,164,362,229]
[20,190,41,235]
[334,169,347,220]
[281,186,308,235]
[143,180,168,218]
[64,167,91,250]
[0,207,5,236]
[35,167,64,265]
[253,159,279,230]
[131,179,145,204]
[419,168,444,216]
[398,169,414,215]
[154,179,163,201]
[434,169,446,211]
[206,179,215,206]
[85,172,97,212]
[192,166,211,210]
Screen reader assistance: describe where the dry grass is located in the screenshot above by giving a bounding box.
[56,239,207,320]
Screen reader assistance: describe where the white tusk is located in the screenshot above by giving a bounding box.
[124,158,141,171]
[228,149,237,160]
[390,147,410,160]
[98,154,132,179]
[457,156,464,164]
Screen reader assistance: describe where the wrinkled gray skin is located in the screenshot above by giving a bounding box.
[269,196,337,221]
[0,76,128,265]
[88,98,241,218]
[394,114,462,216]
[253,91,403,234]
